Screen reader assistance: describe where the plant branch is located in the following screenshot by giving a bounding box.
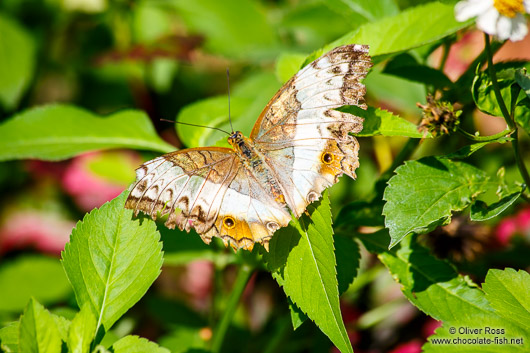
[211,264,254,353]
[456,126,514,142]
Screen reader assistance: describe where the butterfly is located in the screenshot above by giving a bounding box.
[125,44,372,251]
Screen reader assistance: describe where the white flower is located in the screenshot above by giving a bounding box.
[455,0,530,41]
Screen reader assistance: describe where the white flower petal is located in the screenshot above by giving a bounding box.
[507,14,529,41]
[476,7,500,35]
[496,15,514,40]
[455,0,493,21]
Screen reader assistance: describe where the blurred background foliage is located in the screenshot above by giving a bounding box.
[1,0,530,352]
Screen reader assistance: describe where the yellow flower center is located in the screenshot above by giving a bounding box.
[494,0,525,18]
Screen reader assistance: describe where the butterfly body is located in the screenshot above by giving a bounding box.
[126,44,372,251]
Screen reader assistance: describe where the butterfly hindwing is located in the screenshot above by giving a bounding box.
[252,44,371,216]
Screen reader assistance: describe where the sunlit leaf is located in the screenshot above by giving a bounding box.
[346,106,425,138]
[265,192,353,353]
[19,299,62,353]
[0,321,19,353]
[112,335,170,353]
[0,105,174,161]
[67,305,97,353]
[470,189,523,221]
[61,192,164,332]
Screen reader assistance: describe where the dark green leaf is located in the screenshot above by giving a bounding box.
[67,305,97,353]
[0,105,174,161]
[384,53,453,88]
[335,200,385,227]
[288,299,307,330]
[19,298,62,353]
[265,192,353,353]
[0,321,19,353]
[112,335,170,353]
[0,14,36,110]
[383,157,489,247]
[61,192,164,332]
[515,68,530,98]
[0,255,71,312]
[344,106,425,138]
[335,235,360,294]
[470,189,522,221]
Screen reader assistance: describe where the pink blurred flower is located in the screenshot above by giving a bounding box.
[516,208,530,232]
[389,340,422,353]
[62,151,138,211]
[496,217,518,245]
[181,260,214,310]
[422,318,442,338]
[0,210,74,255]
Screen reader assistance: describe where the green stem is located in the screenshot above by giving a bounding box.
[383,138,420,178]
[484,34,514,129]
[211,264,254,353]
[456,126,514,142]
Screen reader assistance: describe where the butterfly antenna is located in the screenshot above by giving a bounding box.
[160,119,230,135]
[227,68,234,133]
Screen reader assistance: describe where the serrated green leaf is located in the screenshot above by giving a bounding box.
[0,255,71,312]
[288,299,308,330]
[112,335,170,353]
[0,105,174,162]
[383,157,489,248]
[483,268,530,329]
[51,313,71,342]
[169,0,277,59]
[265,192,353,353]
[19,298,62,353]
[515,97,530,134]
[335,235,360,295]
[67,305,97,353]
[61,192,164,332]
[470,190,522,221]
[306,2,469,64]
[0,14,36,110]
[515,68,530,98]
[344,106,424,137]
[442,137,512,160]
[357,231,494,320]
[0,321,19,353]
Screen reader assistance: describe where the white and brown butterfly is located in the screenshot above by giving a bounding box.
[125,44,372,251]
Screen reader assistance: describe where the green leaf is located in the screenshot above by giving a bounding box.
[442,137,512,160]
[67,305,97,353]
[275,52,307,83]
[19,298,62,353]
[306,2,470,63]
[472,68,517,117]
[324,0,399,22]
[0,104,174,162]
[51,314,71,342]
[482,268,530,329]
[265,192,353,353]
[383,53,453,88]
[470,190,522,221]
[515,68,530,98]
[177,72,280,148]
[0,321,19,353]
[515,96,530,134]
[170,0,277,59]
[61,192,164,332]
[0,255,71,312]
[288,299,308,330]
[335,235,360,295]
[0,14,36,110]
[346,106,425,138]
[335,200,385,227]
[112,335,170,353]
[357,231,495,321]
[383,157,489,248]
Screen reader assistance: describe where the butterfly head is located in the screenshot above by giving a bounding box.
[227,131,244,147]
